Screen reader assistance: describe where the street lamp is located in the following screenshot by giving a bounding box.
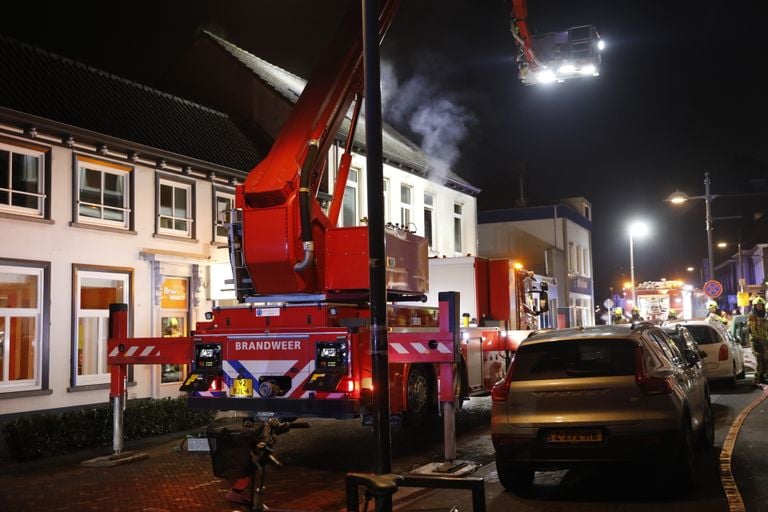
[666,172,716,282]
[716,240,744,292]
[667,171,767,283]
[628,220,649,307]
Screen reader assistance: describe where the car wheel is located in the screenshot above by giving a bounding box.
[402,365,435,428]
[673,417,697,490]
[697,402,715,449]
[726,362,738,387]
[496,456,534,495]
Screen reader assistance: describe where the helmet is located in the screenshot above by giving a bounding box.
[613,307,623,315]
[707,300,718,309]
[168,317,179,328]
[631,306,640,313]
[753,296,766,306]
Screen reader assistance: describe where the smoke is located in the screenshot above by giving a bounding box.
[381,60,476,183]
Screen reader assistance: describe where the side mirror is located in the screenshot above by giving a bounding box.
[684,349,700,366]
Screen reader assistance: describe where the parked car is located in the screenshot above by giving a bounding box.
[669,319,745,385]
[491,323,715,494]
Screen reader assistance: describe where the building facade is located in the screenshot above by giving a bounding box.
[477,197,595,327]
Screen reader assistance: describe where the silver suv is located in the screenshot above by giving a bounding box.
[491,323,714,494]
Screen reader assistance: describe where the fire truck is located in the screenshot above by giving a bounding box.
[106,0,591,437]
[634,280,702,321]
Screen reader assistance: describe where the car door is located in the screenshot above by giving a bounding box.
[650,330,702,421]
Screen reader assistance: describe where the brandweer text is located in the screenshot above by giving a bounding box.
[235,340,301,351]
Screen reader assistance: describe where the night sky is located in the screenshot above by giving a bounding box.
[1,0,766,301]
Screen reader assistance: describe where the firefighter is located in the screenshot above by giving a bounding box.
[612,307,628,324]
[630,306,644,322]
[706,300,728,326]
[667,309,678,321]
[748,297,768,385]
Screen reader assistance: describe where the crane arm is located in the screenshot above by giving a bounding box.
[235,0,400,296]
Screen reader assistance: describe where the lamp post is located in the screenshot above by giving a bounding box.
[628,221,649,308]
[667,172,768,283]
[667,172,715,281]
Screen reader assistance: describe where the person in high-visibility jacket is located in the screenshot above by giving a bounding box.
[630,306,644,322]
[612,307,629,324]
[706,300,728,327]
[748,296,768,385]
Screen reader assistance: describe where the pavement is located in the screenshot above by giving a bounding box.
[1,388,768,512]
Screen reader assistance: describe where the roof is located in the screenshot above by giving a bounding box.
[478,203,592,231]
[522,324,652,346]
[0,35,263,175]
[202,31,480,195]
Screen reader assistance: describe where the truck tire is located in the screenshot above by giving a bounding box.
[403,365,435,428]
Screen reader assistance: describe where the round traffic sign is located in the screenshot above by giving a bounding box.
[603,298,614,309]
[703,280,723,298]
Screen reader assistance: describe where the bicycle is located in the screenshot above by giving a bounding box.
[208,417,483,512]
[207,417,309,512]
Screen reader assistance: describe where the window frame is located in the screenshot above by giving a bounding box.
[453,202,463,254]
[155,173,196,239]
[71,265,132,388]
[73,155,133,230]
[0,138,51,219]
[424,192,435,249]
[212,185,235,245]
[341,168,360,227]
[400,184,413,230]
[0,259,50,395]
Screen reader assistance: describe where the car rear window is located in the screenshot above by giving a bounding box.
[511,339,637,381]
[683,325,719,345]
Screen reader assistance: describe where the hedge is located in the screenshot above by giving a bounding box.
[2,397,216,462]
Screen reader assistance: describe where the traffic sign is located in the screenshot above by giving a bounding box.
[703,280,723,298]
[603,298,614,309]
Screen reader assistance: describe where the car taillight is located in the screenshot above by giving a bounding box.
[718,344,729,361]
[491,359,516,402]
[634,346,672,395]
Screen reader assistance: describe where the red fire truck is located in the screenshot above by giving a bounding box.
[106,0,589,438]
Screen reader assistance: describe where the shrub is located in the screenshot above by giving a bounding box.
[2,397,216,462]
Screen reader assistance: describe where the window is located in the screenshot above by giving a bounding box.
[424,193,435,249]
[75,156,131,228]
[400,184,412,229]
[453,203,463,254]
[341,168,359,227]
[383,178,390,223]
[74,267,131,386]
[0,139,48,217]
[213,187,235,244]
[160,277,189,384]
[568,242,576,272]
[582,247,590,276]
[157,176,194,238]
[583,203,591,220]
[0,262,47,393]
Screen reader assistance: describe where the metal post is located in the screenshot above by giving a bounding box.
[362,0,392,484]
[109,303,128,455]
[629,232,635,308]
[704,172,715,282]
[738,240,743,292]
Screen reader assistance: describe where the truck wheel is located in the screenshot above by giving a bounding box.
[403,365,435,428]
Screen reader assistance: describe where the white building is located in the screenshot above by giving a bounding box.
[0,34,479,418]
[477,197,595,327]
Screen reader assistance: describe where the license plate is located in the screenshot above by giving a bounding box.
[546,429,603,443]
[231,378,253,397]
